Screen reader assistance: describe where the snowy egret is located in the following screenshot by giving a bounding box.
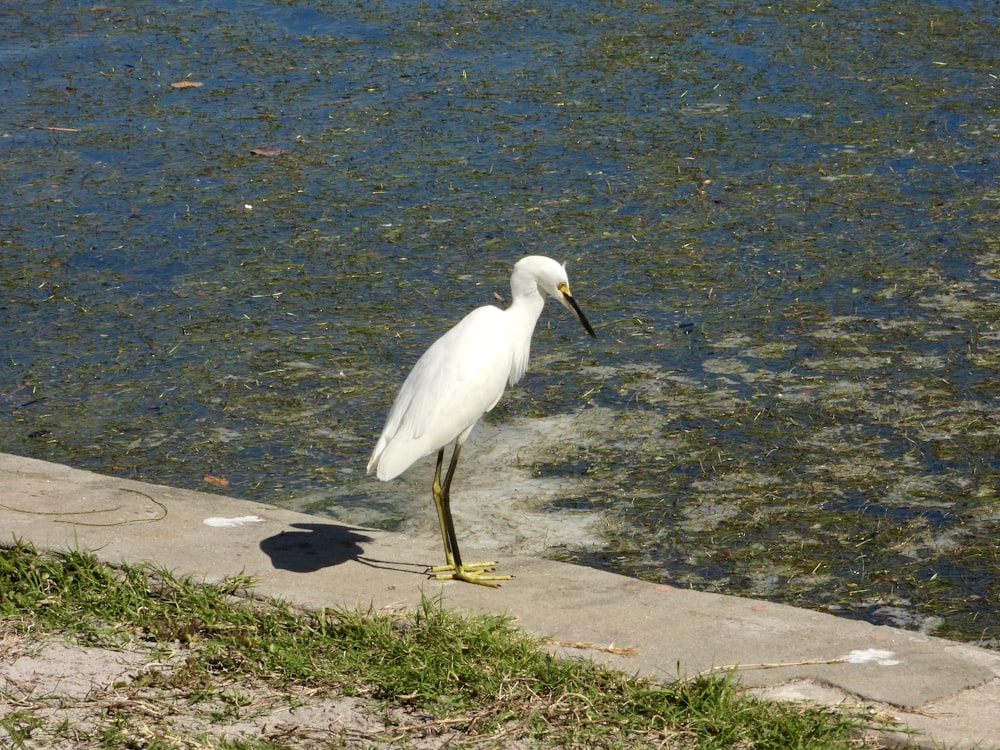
[367,255,596,587]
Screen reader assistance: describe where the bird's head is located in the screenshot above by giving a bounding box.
[514,255,596,338]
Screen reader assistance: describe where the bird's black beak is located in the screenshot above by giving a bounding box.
[563,292,596,338]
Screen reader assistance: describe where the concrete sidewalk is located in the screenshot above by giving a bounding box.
[2,451,997,749]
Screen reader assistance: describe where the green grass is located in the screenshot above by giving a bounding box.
[0,541,886,749]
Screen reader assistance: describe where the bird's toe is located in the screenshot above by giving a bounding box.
[432,564,512,588]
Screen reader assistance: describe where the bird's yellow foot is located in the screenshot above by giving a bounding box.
[430,562,511,587]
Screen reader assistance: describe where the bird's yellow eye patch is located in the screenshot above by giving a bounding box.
[557,280,571,295]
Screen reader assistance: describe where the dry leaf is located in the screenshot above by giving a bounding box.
[171,80,203,89]
[250,146,292,157]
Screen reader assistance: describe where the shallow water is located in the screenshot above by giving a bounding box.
[1,0,997,644]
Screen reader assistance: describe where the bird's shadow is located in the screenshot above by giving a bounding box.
[259,522,373,573]
[259,522,431,578]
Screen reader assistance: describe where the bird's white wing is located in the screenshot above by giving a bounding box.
[368,306,514,480]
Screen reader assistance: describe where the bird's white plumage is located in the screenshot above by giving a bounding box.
[368,306,514,480]
[367,255,581,481]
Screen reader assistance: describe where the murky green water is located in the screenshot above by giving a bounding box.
[2,1,997,644]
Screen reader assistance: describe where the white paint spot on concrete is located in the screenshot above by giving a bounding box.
[204,515,263,528]
[845,648,900,666]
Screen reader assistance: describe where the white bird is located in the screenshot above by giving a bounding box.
[367,255,596,586]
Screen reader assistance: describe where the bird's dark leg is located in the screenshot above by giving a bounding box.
[431,448,456,567]
[429,441,511,587]
[439,441,467,569]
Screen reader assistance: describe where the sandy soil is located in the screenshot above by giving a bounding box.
[0,624,529,749]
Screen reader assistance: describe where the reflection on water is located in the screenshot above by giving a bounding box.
[1,0,997,645]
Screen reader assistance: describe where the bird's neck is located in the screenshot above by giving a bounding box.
[507,284,545,330]
[504,290,545,384]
